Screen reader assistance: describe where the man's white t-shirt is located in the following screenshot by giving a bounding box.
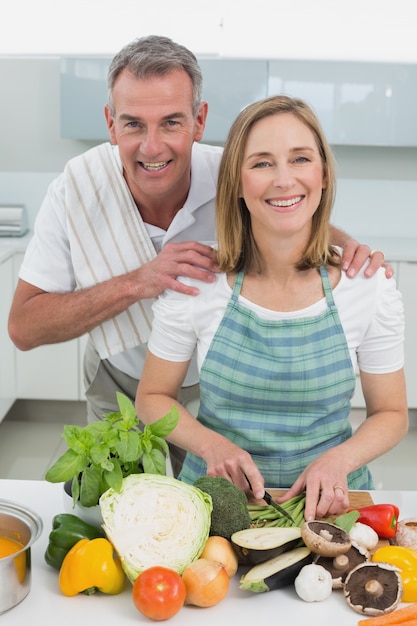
[19,142,223,383]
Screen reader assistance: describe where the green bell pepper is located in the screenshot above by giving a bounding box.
[44,513,105,570]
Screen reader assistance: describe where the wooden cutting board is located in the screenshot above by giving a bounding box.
[249,489,374,508]
[248,490,388,550]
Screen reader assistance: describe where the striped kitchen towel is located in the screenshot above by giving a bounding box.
[65,142,156,358]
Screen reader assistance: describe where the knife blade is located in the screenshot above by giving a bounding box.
[245,476,295,523]
[263,490,295,523]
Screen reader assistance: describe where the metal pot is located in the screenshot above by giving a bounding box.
[0,499,43,614]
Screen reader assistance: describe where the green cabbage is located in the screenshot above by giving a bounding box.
[99,473,212,582]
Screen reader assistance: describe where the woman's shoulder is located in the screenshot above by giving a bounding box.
[157,273,229,305]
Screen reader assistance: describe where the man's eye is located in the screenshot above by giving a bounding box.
[166,120,179,127]
[127,121,139,128]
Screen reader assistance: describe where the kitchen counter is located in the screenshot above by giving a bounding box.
[1,480,416,625]
[0,233,31,264]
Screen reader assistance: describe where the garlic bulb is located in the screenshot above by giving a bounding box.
[294,563,333,602]
[349,522,379,551]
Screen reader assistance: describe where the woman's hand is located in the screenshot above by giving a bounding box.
[276,448,350,521]
[203,436,265,500]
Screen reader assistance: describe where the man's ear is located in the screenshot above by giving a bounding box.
[104,104,117,144]
[193,101,208,142]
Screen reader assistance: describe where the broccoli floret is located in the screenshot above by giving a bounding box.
[193,476,251,541]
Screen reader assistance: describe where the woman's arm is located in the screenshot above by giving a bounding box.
[136,350,266,498]
[282,368,408,521]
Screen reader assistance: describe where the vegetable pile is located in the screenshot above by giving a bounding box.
[42,473,416,622]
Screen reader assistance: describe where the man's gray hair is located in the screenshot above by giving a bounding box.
[107,35,203,117]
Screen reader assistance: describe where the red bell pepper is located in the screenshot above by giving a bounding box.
[353,503,400,539]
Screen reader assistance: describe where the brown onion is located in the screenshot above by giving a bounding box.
[200,536,239,577]
[182,558,230,607]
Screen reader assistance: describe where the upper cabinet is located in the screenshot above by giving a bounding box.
[60,57,417,147]
[198,59,268,143]
[60,58,109,140]
[268,60,417,147]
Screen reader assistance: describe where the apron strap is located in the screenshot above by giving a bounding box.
[231,271,244,300]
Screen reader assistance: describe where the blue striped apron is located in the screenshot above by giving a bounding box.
[179,267,373,490]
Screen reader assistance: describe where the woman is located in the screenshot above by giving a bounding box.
[136,96,408,520]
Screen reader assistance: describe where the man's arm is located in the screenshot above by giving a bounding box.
[8,241,218,350]
[330,225,393,279]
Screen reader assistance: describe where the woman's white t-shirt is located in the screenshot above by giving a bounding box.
[148,264,404,376]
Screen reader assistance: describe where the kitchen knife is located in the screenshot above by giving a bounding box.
[263,490,295,523]
[245,476,295,523]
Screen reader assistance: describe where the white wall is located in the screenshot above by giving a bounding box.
[1,56,417,238]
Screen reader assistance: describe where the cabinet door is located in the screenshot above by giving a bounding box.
[0,256,17,420]
[13,253,81,401]
[398,262,417,408]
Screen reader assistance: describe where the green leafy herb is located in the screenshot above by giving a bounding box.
[332,509,360,533]
[45,392,179,507]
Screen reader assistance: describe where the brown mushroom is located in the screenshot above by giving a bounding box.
[343,561,403,616]
[315,542,369,589]
[301,521,351,557]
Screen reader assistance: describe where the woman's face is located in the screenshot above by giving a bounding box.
[240,112,326,241]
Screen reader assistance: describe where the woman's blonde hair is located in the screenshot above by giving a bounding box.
[216,95,340,273]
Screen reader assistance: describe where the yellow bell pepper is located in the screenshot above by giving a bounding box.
[372,545,417,602]
[59,538,125,597]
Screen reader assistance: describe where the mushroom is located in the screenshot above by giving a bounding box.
[301,521,351,557]
[343,561,403,616]
[391,517,417,550]
[315,542,370,589]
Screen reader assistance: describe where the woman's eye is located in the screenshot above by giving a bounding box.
[294,156,309,163]
[253,161,270,168]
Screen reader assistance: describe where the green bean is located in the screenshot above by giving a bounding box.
[248,492,307,529]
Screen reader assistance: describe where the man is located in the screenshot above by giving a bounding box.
[8,36,388,477]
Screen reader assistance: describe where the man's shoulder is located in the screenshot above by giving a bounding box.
[192,142,223,163]
[66,142,116,168]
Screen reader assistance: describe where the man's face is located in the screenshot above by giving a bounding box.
[105,69,207,207]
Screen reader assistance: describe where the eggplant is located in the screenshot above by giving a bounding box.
[231,526,302,565]
[239,546,312,593]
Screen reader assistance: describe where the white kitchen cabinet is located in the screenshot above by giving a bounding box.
[12,253,84,401]
[0,255,17,421]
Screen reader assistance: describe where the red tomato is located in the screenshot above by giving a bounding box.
[132,566,186,621]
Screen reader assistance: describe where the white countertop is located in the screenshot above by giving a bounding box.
[0,234,31,264]
[1,479,416,626]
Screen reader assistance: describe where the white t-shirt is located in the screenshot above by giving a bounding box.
[148,262,404,377]
[19,142,223,382]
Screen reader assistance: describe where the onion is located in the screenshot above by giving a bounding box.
[200,536,238,578]
[182,558,230,607]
